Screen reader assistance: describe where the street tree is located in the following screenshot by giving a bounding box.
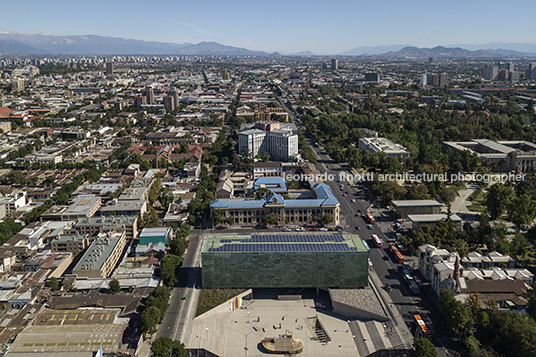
[485,183,514,220]
[108,279,121,294]
[47,277,59,291]
[413,337,437,357]
[151,337,187,357]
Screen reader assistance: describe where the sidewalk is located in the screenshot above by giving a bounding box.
[450,181,478,214]
[368,268,414,349]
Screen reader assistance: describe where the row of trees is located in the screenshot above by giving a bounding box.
[297,130,317,164]
[161,224,191,286]
[188,165,217,225]
[23,199,53,225]
[140,286,171,335]
[151,336,187,357]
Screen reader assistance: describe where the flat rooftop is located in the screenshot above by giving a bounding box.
[8,322,128,354]
[359,137,409,155]
[392,199,442,207]
[186,290,407,357]
[75,215,137,228]
[34,308,120,326]
[408,214,462,222]
[73,232,123,273]
[63,195,100,216]
[139,227,171,237]
[202,233,368,253]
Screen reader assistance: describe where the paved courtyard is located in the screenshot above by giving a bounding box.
[185,290,409,357]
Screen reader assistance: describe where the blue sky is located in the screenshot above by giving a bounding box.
[3,0,535,54]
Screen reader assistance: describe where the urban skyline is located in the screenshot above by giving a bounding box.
[2,0,536,54]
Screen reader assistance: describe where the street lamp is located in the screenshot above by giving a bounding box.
[247,311,250,323]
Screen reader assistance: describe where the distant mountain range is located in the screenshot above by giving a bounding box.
[379,46,497,58]
[0,30,535,58]
[377,45,536,58]
[339,45,411,56]
[0,31,274,56]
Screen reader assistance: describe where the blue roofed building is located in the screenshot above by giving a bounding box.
[210,183,340,226]
[253,177,288,193]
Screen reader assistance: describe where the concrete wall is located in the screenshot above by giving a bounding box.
[331,299,389,322]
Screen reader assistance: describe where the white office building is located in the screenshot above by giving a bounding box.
[239,129,299,161]
[238,129,267,157]
[359,137,410,159]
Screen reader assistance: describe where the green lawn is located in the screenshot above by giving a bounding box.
[467,189,486,212]
[195,288,247,317]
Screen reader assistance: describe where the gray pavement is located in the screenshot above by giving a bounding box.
[185,293,409,357]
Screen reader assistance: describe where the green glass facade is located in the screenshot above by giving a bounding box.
[201,234,370,289]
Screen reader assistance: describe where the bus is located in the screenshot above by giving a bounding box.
[365,213,376,224]
[371,234,383,248]
[389,243,405,263]
[413,315,432,340]
[403,272,420,294]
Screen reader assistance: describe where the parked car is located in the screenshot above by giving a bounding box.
[401,262,412,272]
[413,275,423,287]
[319,227,328,231]
[283,228,292,232]
[351,199,356,203]
[296,227,305,232]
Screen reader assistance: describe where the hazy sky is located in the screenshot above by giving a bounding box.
[3,0,535,54]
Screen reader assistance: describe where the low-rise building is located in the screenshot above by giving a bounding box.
[74,215,138,241]
[443,139,536,172]
[72,231,127,279]
[358,137,410,159]
[51,233,90,255]
[139,227,171,246]
[0,121,11,133]
[61,194,101,220]
[462,251,516,269]
[100,187,149,216]
[9,308,129,355]
[210,183,340,226]
[0,190,27,215]
[408,214,462,231]
[392,200,443,219]
[458,279,529,311]
[418,244,532,301]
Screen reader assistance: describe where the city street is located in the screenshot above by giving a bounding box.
[285,101,455,356]
[156,229,204,342]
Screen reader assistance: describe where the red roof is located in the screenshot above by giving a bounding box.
[0,107,12,115]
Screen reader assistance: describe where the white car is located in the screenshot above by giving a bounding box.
[351,199,356,203]
[283,228,292,232]
[295,227,305,232]
[319,227,328,231]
